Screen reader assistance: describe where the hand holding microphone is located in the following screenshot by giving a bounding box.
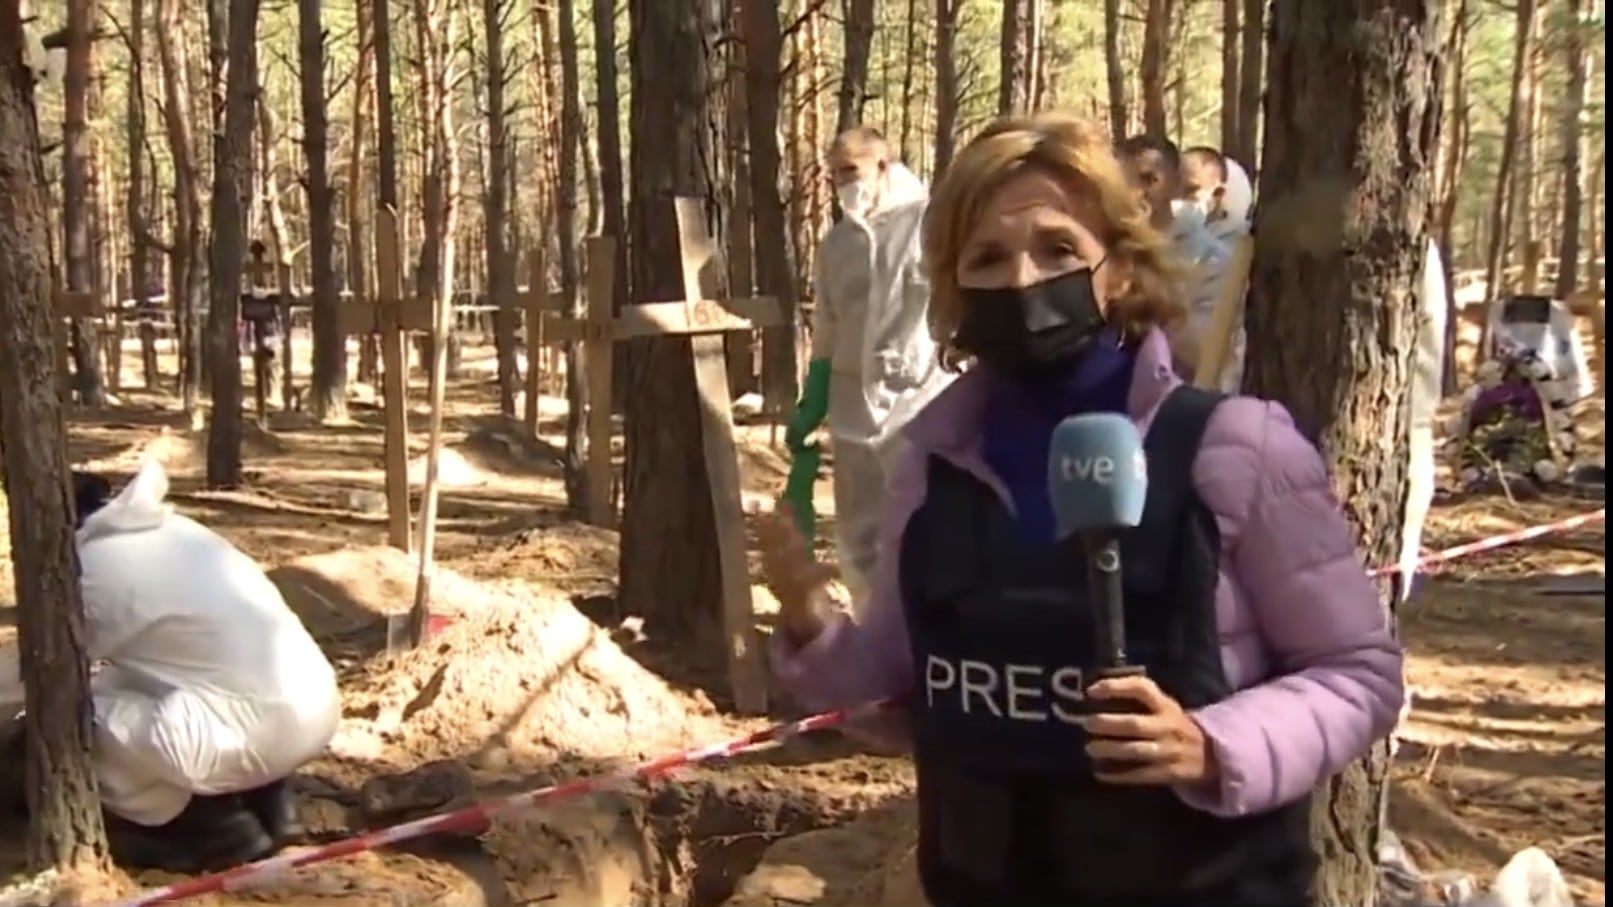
[1047,413,1216,787]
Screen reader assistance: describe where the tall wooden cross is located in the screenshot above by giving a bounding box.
[547,199,783,714]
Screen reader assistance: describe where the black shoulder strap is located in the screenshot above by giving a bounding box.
[1142,385,1225,497]
[1123,386,1225,589]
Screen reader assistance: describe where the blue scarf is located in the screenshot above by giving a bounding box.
[979,332,1137,543]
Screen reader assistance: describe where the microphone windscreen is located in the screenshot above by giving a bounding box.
[1047,412,1148,538]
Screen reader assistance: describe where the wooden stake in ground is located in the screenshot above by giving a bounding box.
[549,201,781,714]
[408,229,456,648]
[518,245,563,434]
[338,212,431,551]
[370,209,424,551]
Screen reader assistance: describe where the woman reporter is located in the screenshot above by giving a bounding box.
[758,113,1403,907]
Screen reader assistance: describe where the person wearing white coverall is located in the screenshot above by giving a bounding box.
[787,126,949,607]
[0,463,340,873]
[1399,238,1450,600]
[1117,135,1244,391]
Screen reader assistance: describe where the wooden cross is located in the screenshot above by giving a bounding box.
[52,288,103,402]
[338,209,436,552]
[514,247,568,434]
[547,198,782,715]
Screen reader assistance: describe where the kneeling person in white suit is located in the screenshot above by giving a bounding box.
[71,463,340,872]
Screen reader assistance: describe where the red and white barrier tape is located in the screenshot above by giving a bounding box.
[101,506,1603,907]
[1370,508,1604,577]
[103,698,903,907]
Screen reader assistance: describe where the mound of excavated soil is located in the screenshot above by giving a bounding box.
[332,586,739,775]
[269,546,465,637]
[270,546,738,777]
[454,418,566,477]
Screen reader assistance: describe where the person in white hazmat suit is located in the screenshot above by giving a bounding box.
[0,463,341,873]
[1117,135,1244,391]
[1398,238,1450,601]
[786,126,948,607]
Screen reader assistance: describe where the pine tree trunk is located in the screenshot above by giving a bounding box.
[204,0,261,488]
[1552,0,1590,299]
[740,0,800,412]
[619,0,729,642]
[299,0,347,421]
[836,0,875,133]
[1250,0,1441,901]
[557,0,590,514]
[63,0,107,407]
[484,0,520,416]
[0,8,110,867]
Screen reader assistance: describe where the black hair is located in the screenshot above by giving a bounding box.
[1116,134,1182,170]
[1182,145,1228,181]
[72,472,113,528]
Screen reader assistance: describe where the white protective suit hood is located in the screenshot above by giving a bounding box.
[811,160,952,607]
[74,461,340,825]
[869,162,928,216]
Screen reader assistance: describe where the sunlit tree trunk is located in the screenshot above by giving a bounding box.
[155,0,205,414]
[483,0,520,415]
[1552,0,1592,299]
[204,0,262,488]
[1102,0,1127,139]
[1479,0,1537,338]
[1252,0,1441,901]
[933,0,960,175]
[62,0,107,406]
[0,0,111,871]
[299,0,347,420]
[557,0,590,513]
[997,0,1030,115]
[837,0,875,133]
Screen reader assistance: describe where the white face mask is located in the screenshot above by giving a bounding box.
[837,178,878,219]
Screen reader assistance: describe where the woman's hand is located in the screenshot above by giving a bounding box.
[755,502,835,647]
[1081,674,1218,787]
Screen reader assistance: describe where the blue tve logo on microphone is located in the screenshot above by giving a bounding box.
[1047,413,1148,540]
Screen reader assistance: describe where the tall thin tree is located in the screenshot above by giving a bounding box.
[204,0,262,488]
[300,0,347,420]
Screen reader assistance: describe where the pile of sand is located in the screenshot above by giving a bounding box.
[270,546,739,778]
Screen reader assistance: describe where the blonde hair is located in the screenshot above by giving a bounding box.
[922,113,1186,368]
[830,125,889,161]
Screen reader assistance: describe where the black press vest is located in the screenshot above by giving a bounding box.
[899,386,1313,907]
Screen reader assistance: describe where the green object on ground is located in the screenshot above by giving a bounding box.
[786,359,832,450]
[782,443,822,542]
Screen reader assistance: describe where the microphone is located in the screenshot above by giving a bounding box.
[1047,413,1148,680]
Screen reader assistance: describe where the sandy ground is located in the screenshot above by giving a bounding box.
[0,337,1604,907]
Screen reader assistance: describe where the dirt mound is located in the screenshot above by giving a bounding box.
[273,547,737,775]
[405,447,488,488]
[454,418,566,477]
[269,546,460,637]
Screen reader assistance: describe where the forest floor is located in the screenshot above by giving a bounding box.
[0,341,1604,907]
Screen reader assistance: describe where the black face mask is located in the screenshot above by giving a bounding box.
[953,266,1108,380]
